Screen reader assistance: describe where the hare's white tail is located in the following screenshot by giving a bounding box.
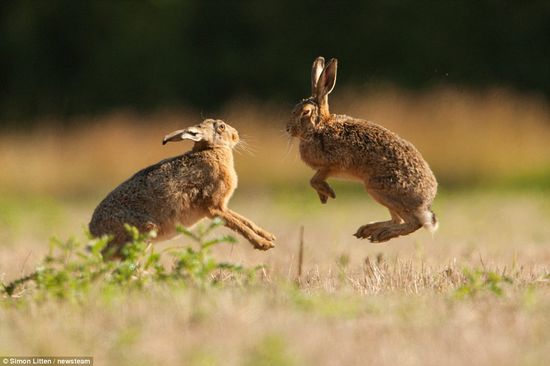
[417,208,439,235]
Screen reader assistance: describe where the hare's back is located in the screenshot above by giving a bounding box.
[335,119,421,162]
[337,118,436,195]
[90,155,208,223]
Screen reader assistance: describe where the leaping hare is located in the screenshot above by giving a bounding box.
[287,57,438,243]
[89,119,275,257]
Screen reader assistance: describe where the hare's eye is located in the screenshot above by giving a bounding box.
[218,124,225,131]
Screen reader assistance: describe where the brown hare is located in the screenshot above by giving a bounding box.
[287,57,438,243]
[89,119,275,257]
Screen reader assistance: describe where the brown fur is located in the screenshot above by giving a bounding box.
[287,57,438,243]
[89,119,275,257]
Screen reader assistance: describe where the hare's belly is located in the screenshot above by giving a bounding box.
[154,206,207,240]
[299,141,362,180]
[177,208,207,227]
[331,169,363,182]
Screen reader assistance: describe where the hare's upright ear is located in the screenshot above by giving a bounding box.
[316,58,338,101]
[311,56,325,97]
[162,126,203,145]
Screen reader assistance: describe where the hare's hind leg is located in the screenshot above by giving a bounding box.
[354,209,403,239]
[365,212,422,243]
[96,216,159,259]
[354,211,421,243]
[310,169,336,204]
[355,189,423,242]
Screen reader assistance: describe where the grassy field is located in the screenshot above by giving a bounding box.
[1,192,549,366]
[1,88,549,365]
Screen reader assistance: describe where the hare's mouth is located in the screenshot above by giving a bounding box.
[286,126,299,138]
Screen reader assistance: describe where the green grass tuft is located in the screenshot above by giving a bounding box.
[454,267,514,299]
[1,219,259,300]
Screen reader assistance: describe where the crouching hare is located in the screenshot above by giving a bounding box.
[287,57,438,243]
[89,119,275,257]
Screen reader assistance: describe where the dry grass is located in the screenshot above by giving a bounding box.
[1,277,548,366]
[1,192,549,366]
[1,88,549,365]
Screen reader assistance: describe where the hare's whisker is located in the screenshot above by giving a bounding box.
[281,136,295,161]
[239,139,258,153]
[235,140,256,157]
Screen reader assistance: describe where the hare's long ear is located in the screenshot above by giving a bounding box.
[162,127,203,145]
[311,56,325,97]
[316,58,337,101]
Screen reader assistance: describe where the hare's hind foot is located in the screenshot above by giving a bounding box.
[354,221,394,240]
[354,214,421,243]
[354,221,422,243]
[101,242,125,260]
[368,222,422,243]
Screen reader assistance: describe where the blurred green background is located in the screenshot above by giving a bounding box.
[0,0,549,198]
[1,0,550,123]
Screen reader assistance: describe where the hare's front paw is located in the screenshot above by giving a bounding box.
[254,228,276,241]
[261,231,276,241]
[252,237,275,251]
[314,183,336,204]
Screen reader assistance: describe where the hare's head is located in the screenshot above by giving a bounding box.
[287,57,337,138]
[163,119,239,150]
